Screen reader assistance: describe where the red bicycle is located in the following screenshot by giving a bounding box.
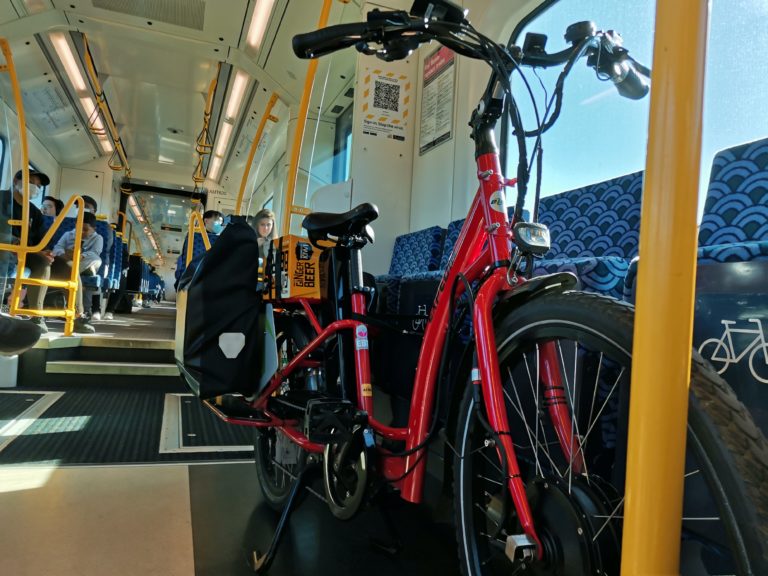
[202,3,768,575]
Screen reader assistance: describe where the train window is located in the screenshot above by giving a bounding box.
[510,0,768,219]
[508,0,654,217]
[333,104,353,183]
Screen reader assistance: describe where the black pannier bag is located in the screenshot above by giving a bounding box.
[175,219,276,399]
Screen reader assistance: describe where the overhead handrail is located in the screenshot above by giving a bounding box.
[0,37,85,335]
[82,34,130,178]
[235,92,280,215]
[185,210,211,266]
[192,63,221,186]
[281,0,333,234]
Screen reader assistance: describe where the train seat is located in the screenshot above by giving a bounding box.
[623,137,768,303]
[534,171,644,299]
[375,225,445,313]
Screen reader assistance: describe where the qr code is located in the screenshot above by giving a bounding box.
[374,80,400,112]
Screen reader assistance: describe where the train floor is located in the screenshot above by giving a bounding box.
[0,461,460,576]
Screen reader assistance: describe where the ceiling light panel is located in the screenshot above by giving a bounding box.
[246,0,276,51]
[50,32,87,93]
[214,122,233,157]
[225,70,249,122]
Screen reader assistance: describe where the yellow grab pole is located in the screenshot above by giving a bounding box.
[621,1,710,575]
[185,210,211,266]
[282,0,333,234]
[235,92,280,215]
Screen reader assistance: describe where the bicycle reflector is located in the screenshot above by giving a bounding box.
[514,222,551,256]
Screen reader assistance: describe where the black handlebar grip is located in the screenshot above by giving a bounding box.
[613,58,651,100]
[292,22,373,59]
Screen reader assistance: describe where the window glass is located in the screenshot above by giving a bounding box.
[510,0,768,220]
[509,1,655,218]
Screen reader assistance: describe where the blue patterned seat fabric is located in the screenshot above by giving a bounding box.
[697,138,768,264]
[175,232,219,285]
[376,226,445,313]
[534,171,643,299]
[623,137,768,303]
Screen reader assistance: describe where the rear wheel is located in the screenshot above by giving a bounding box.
[254,312,312,510]
[453,291,768,576]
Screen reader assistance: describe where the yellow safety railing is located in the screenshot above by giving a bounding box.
[194,63,221,186]
[82,35,130,176]
[281,0,334,234]
[235,92,280,216]
[185,210,211,266]
[621,0,709,574]
[0,38,86,336]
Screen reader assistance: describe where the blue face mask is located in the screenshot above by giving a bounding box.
[212,222,223,234]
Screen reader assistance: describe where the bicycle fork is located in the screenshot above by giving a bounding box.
[472,268,584,560]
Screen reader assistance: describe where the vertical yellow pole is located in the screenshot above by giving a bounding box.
[235,92,280,215]
[621,1,710,575]
[282,0,333,234]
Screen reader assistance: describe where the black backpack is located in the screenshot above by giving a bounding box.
[175,219,276,399]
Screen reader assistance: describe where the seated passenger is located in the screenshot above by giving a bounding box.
[174,210,223,288]
[3,169,54,333]
[81,195,98,214]
[41,195,64,217]
[51,211,102,333]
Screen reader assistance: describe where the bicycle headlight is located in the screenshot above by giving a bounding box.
[513,222,550,256]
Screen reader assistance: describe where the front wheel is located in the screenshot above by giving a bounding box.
[453,291,768,576]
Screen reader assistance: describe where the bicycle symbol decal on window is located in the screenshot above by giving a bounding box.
[698,318,768,384]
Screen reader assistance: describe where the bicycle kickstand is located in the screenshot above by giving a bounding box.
[251,455,319,574]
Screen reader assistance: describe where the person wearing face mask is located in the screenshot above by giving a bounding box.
[41,196,64,217]
[3,169,55,332]
[50,211,102,333]
[174,209,223,288]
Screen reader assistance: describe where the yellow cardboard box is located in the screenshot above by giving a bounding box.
[268,234,322,300]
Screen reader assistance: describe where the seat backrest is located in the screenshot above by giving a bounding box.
[538,171,643,260]
[388,226,445,276]
[439,219,465,270]
[47,216,76,249]
[698,138,768,247]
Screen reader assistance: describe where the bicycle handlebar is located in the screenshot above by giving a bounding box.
[293,11,650,100]
[293,21,376,59]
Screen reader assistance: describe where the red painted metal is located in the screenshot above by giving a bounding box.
[351,292,374,415]
[299,298,323,334]
[474,269,543,555]
[254,318,359,410]
[540,342,585,474]
[279,426,325,453]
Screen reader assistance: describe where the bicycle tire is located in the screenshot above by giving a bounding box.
[453,291,768,576]
[254,313,311,511]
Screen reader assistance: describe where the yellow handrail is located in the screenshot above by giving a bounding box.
[82,35,130,175]
[621,0,709,574]
[185,210,211,266]
[193,63,221,186]
[235,92,280,215]
[281,0,333,234]
[0,37,85,335]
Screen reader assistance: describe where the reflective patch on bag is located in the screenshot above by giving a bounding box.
[218,332,246,359]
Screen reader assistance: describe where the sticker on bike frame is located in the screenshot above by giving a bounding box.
[355,325,369,350]
[489,190,506,213]
[361,383,373,397]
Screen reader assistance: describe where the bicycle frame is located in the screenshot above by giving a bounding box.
[206,143,583,552]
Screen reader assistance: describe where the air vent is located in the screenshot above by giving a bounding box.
[330,105,344,114]
[92,0,205,30]
[344,87,354,98]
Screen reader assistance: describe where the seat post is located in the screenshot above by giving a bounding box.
[349,246,365,292]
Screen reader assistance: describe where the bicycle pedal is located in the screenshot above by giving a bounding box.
[304,398,360,444]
